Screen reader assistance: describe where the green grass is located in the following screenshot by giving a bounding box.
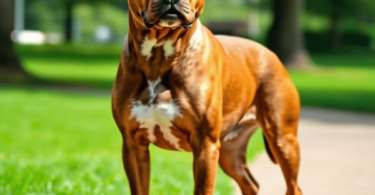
[18,44,375,113]
[23,58,118,88]
[0,88,264,195]
[2,44,373,193]
[289,54,375,113]
[17,44,120,88]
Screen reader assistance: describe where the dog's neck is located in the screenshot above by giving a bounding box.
[125,11,201,61]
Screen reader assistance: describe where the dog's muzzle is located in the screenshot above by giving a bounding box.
[143,0,195,29]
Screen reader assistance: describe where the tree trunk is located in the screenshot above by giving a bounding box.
[329,14,340,47]
[64,2,74,42]
[267,0,310,68]
[116,0,129,11]
[0,0,24,73]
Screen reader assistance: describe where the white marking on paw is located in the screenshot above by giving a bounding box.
[163,40,175,57]
[141,37,157,58]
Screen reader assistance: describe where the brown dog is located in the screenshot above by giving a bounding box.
[112,0,302,194]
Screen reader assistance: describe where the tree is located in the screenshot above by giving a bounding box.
[0,0,24,73]
[61,0,123,42]
[64,1,74,42]
[267,0,310,68]
[305,0,375,46]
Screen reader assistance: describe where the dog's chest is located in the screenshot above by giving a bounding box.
[129,78,190,151]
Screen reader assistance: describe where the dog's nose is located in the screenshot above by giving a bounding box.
[165,0,180,4]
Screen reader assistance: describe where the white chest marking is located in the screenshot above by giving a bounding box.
[147,78,161,104]
[130,79,183,150]
[141,37,157,58]
[140,38,175,58]
[163,40,175,58]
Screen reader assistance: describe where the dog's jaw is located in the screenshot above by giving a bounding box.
[143,0,195,29]
[139,20,202,59]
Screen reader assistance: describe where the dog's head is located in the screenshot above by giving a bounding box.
[128,0,205,29]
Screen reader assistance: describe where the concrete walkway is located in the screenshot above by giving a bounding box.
[235,107,375,195]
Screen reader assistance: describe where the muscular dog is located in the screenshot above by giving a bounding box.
[112,0,302,194]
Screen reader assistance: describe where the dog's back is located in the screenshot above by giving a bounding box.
[215,35,290,85]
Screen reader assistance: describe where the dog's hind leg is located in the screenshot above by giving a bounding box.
[219,122,260,195]
[256,76,302,195]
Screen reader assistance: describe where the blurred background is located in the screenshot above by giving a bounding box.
[0,0,374,194]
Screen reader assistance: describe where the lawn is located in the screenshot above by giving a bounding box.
[18,45,375,113]
[0,88,264,195]
[1,44,374,194]
[290,53,375,113]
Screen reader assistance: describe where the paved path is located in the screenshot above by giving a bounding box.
[234,107,375,195]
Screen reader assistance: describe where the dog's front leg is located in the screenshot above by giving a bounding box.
[192,136,221,195]
[122,137,150,195]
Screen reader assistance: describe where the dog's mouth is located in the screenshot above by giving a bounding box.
[160,8,181,21]
[143,2,195,29]
[155,8,186,28]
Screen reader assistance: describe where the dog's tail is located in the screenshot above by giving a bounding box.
[263,133,278,164]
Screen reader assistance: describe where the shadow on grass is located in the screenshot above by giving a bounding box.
[0,72,113,90]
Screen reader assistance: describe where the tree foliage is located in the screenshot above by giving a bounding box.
[0,0,23,73]
[305,0,375,46]
[24,0,128,42]
[25,0,64,32]
[306,0,375,20]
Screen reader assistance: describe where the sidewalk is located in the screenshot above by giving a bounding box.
[235,107,375,195]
